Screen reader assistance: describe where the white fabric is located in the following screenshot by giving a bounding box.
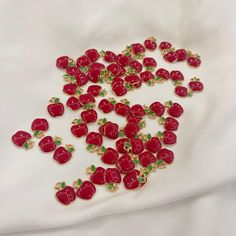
[0,0,236,235]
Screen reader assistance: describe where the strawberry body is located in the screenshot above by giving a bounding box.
[163,117,179,131]
[164,51,177,63]
[79,93,95,106]
[76,55,91,67]
[56,186,76,205]
[145,137,162,153]
[103,51,116,62]
[56,56,73,69]
[12,131,32,148]
[114,103,130,117]
[187,56,201,67]
[124,75,142,88]
[101,147,119,164]
[63,84,78,95]
[31,118,49,132]
[47,98,64,117]
[175,86,188,97]
[130,138,144,154]
[124,122,140,139]
[131,104,145,118]
[139,151,156,167]
[150,102,165,117]
[131,43,145,56]
[87,67,101,83]
[116,154,135,173]
[176,49,187,61]
[167,102,184,118]
[144,38,157,50]
[86,132,103,146]
[116,138,129,154]
[66,96,82,111]
[81,109,97,123]
[143,57,157,68]
[74,72,88,86]
[155,68,170,80]
[123,170,141,190]
[98,99,114,113]
[116,54,131,66]
[53,146,73,164]
[129,60,143,73]
[170,70,184,81]
[76,181,96,200]
[189,81,204,92]
[39,136,60,153]
[159,41,172,50]
[104,168,121,184]
[99,121,119,139]
[140,71,154,82]
[85,49,100,62]
[71,123,88,137]
[90,167,105,185]
[157,148,174,164]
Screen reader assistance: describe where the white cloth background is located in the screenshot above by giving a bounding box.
[0,0,236,235]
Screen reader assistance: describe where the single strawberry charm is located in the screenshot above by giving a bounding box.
[131,104,146,118]
[87,85,106,97]
[87,165,105,185]
[157,148,174,164]
[31,118,49,138]
[116,154,135,173]
[140,71,155,83]
[163,50,177,63]
[175,49,187,61]
[81,109,97,123]
[123,170,143,190]
[90,62,105,70]
[56,56,74,69]
[107,63,122,76]
[116,54,131,66]
[86,132,103,146]
[98,98,116,113]
[189,78,204,92]
[74,179,96,200]
[76,55,91,67]
[12,130,34,150]
[63,83,78,96]
[87,67,102,83]
[101,50,117,62]
[66,66,80,76]
[143,57,157,70]
[116,138,129,154]
[112,84,127,96]
[159,41,172,50]
[165,101,184,118]
[39,136,61,153]
[47,97,64,117]
[175,86,190,97]
[159,117,179,131]
[104,168,121,192]
[101,147,118,164]
[170,70,184,82]
[74,71,89,86]
[124,122,144,139]
[79,93,95,107]
[187,52,201,68]
[130,43,145,58]
[124,75,142,89]
[114,101,130,117]
[144,37,157,51]
[149,101,165,117]
[139,151,156,167]
[53,145,75,164]
[129,60,143,73]
[85,49,100,62]
[157,131,177,145]
[71,119,88,138]
[66,96,82,111]
[126,114,142,123]
[155,68,170,81]
[98,119,119,140]
[130,138,144,154]
[144,135,162,153]
[55,182,76,205]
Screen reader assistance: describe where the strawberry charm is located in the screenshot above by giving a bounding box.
[12,130,34,150]
[140,71,155,83]
[86,132,103,146]
[73,179,96,200]
[66,96,82,111]
[98,119,119,140]
[87,165,105,185]
[144,37,157,51]
[63,83,78,95]
[116,138,129,154]
[130,43,145,58]
[159,117,179,131]
[56,56,74,69]
[87,85,106,97]
[157,131,177,145]
[71,119,88,137]
[116,54,131,66]
[116,154,135,173]
[124,74,142,89]
[55,182,76,205]
[47,97,64,117]
[101,147,119,164]
[187,52,201,68]
[131,104,146,118]
[170,70,184,82]
[159,41,172,50]
[144,135,162,153]
[149,101,165,117]
[112,84,127,96]
[156,148,174,165]
[123,170,143,190]
[143,57,157,70]
[155,68,170,81]
[189,78,204,92]
[85,49,100,62]
[130,138,144,154]
[53,145,75,164]
[101,50,117,62]
[165,101,184,118]
[139,151,156,167]
[163,50,177,63]
[124,121,144,139]
[98,98,116,113]
[104,168,121,192]
[79,93,95,107]
[39,136,61,153]
[76,55,91,67]
[129,60,143,73]
[114,101,131,117]
[81,109,97,123]
[175,86,189,97]
[31,118,49,138]
[175,49,187,61]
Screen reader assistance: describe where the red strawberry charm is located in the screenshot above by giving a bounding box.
[87,85,106,97]
[101,50,117,62]
[79,93,95,107]
[170,70,184,82]
[87,67,102,83]
[87,165,105,185]
[126,114,142,123]
[149,101,165,117]
[140,71,155,83]
[159,41,172,50]
[90,62,105,70]
[116,138,129,154]
[187,52,201,68]
[76,55,91,67]
[123,170,142,190]
[104,168,121,192]
[176,49,187,61]
[116,154,135,173]
[12,130,33,150]
[101,147,119,164]
[130,43,145,58]
[114,101,130,117]
[85,49,100,62]
[159,117,179,131]
[39,136,61,153]
[107,63,122,77]
[47,97,64,117]
[112,84,127,96]
[81,109,97,123]
[157,148,174,165]
[163,50,177,63]
[189,78,204,92]
[86,132,103,146]
[124,75,142,89]
[144,135,162,153]
[55,182,76,205]
[143,57,157,70]
[157,131,177,145]
[139,151,156,167]
[56,56,74,69]
[144,37,157,51]
[31,118,49,138]
[116,54,131,66]
[131,104,146,118]
[66,96,82,111]
[130,138,144,154]
[71,119,88,138]
[155,68,170,81]
[165,101,184,118]
[124,121,144,139]
[98,98,116,113]
[175,86,189,97]
[53,145,75,164]
[63,83,78,95]
[74,179,96,200]
[129,60,143,73]
[74,72,89,86]
[98,119,119,140]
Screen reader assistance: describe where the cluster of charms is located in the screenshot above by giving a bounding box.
[11,37,203,205]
